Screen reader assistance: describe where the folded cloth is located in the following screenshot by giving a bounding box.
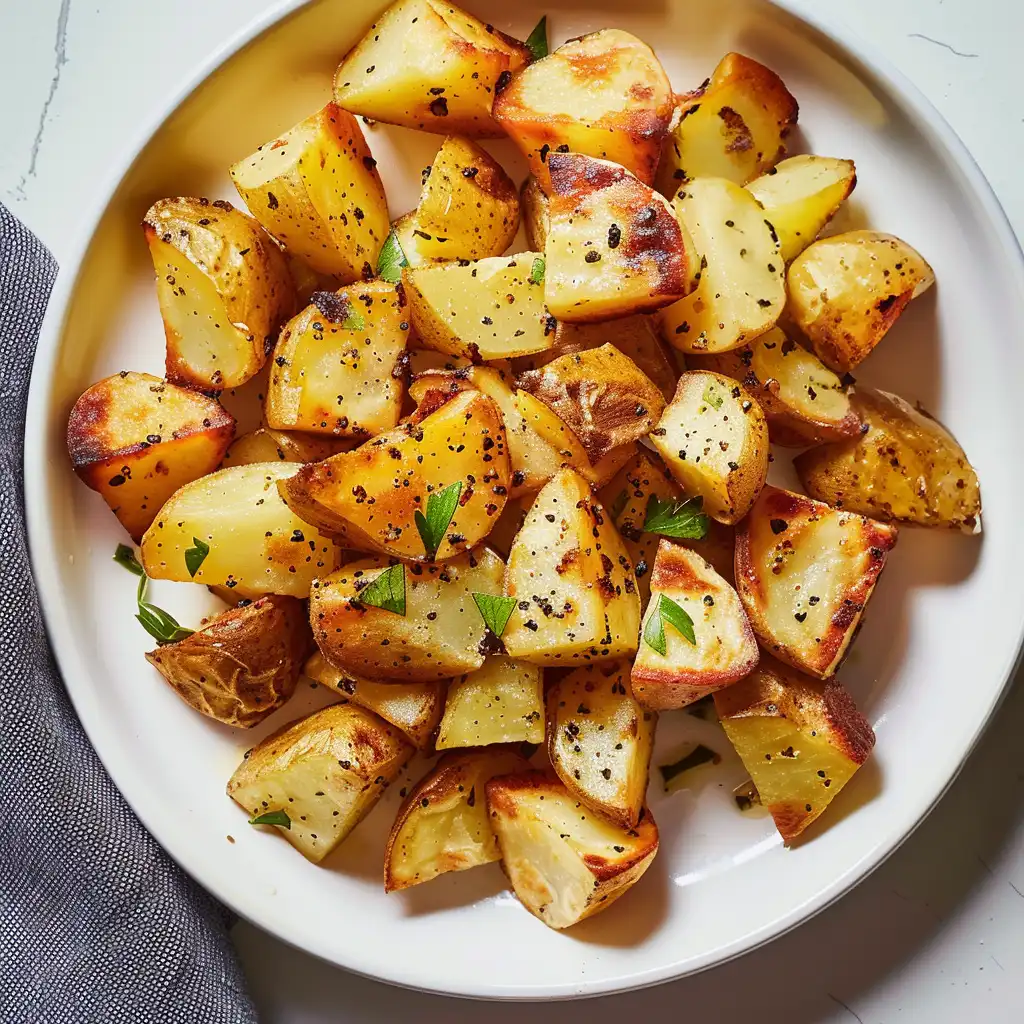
[0,204,257,1024]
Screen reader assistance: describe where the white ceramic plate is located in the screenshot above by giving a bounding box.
[24,0,1024,1001]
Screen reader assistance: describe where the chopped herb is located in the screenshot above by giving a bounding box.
[114,544,194,645]
[643,594,696,656]
[660,743,720,786]
[113,544,144,577]
[529,256,545,284]
[524,15,548,61]
[733,778,761,812]
[357,564,406,615]
[184,537,210,578]
[249,809,291,829]
[376,229,409,283]
[414,480,462,558]
[702,383,724,409]
[342,310,366,331]
[643,494,709,540]
[472,592,517,638]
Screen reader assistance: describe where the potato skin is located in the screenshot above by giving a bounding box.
[520,175,549,251]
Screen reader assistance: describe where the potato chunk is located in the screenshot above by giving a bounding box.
[655,52,798,194]
[493,29,674,188]
[520,175,550,251]
[504,469,640,665]
[144,198,294,390]
[486,771,659,929]
[736,486,898,679]
[660,178,785,354]
[140,462,339,599]
[544,154,690,322]
[265,282,410,439]
[309,547,504,683]
[391,212,431,269]
[67,371,234,541]
[385,747,530,891]
[795,388,981,531]
[227,702,413,862]
[145,595,310,728]
[787,231,935,373]
[223,428,352,467]
[230,103,389,282]
[715,654,875,842]
[650,370,769,525]
[333,0,530,137]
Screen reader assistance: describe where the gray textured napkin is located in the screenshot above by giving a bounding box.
[0,203,257,1023]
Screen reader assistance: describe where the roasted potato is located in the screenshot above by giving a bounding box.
[655,52,798,194]
[715,653,875,842]
[787,231,935,373]
[140,462,339,599]
[67,371,234,541]
[484,493,536,560]
[736,485,898,679]
[746,155,857,263]
[544,154,690,322]
[230,103,389,282]
[504,468,640,664]
[391,212,432,269]
[520,175,549,251]
[227,702,413,862]
[649,370,770,525]
[546,661,655,827]
[223,427,353,467]
[385,747,532,891]
[309,546,504,682]
[660,177,785,353]
[143,198,294,390]
[333,0,531,137]
[437,657,544,749]
[631,540,758,710]
[795,388,981,531]
[486,771,659,929]
[265,281,410,439]
[689,326,862,446]
[145,595,311,728]
[493,29,674,189]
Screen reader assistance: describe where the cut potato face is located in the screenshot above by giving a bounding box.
[546,661,655,827]
[545,154,690,322]
[795,388,981,531]
[145,595,311,728]
[631,540,758,711]
[660,177,785,354]
[265,281,410,439]
[143,198,294,390]
[385,747,531,891]
[746,155,857,263]
[227,702,413,862]
[650,370,770,525]
[230,103,389,282]
[504,469,640,665]
[520,175,550,251]
[66,371,235,541]
[280,389,510,562]
[787,230,935,373]
[309,547,504,683]
[223,428,353,467]
[736,485,898,679]
[333,0,530,137]
[391,212,432,269]
[715,654,875,842]
[486,771,659,929]
[655,52,798,194]
[493,29,674,188]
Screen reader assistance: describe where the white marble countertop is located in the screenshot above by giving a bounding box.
[4,1,1024,1020]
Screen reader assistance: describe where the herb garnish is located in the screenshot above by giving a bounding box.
[342,310,366,331]
[114,544,194,645]
[529,256,546,284]
[414,480,462,559]
[702,382,723,410]
[249,810,291,829]
[643,594,696,656]
[472,593,517,638]
[184,537,210,578]
[376,229,409,284]
[356,564,406,615]
[642,495,709,540]
[660,743,721,786]
[525,16,549,61]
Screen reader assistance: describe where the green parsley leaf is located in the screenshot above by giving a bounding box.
[113,544,145,577]
[249,809,291,829]
[115,544,194,645]
[643,495,709,540]
[356,563,406,615]
[472,593,517,638]
[609,489,629,521]
[414,480,462,559]
[376,229,409,284]
[660,743,720,785]
[702,382,723,409]
[529,256,546,284]
[342,311,366,331]
[525,16,549,61]
[643,594,696,656]
[643,602,667,656]
[184,537,210,578]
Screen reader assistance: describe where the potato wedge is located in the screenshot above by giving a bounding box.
[309,547,504,683]
[67,371,235,541]
[689,327,862,446]
[391,212,432,269]
[486,771,659,929]
[265,281,410,439]
[140,462,340,599]
[660,178,785,354]
[333,0,531,138]
[143,198,294,390]
[230,103,389,282]
[746,155,857,263]
[787,231,935,373]
[223,427,353,467]
[736,485,898,679]
[631,540,758,710]
[493,29,674,189]
[520,175,549,251]
[145,595,311,728]
[437,657,544,749]
[655,52,798,194]
[544,154,690,322]
[227,702,413,862]
[504,469,640,665]
[795,388,981,531]
[715,654,875,842]
[649,370,769,525]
